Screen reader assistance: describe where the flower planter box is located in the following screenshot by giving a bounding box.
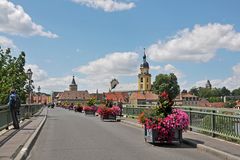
[84,110,96,116]
[144,126,182,144]
[101,114,117,121]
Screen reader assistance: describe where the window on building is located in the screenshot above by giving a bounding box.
[147,84,148,89]
[141,77,143,82]
[140,84,143,89]
[147,78,148,82]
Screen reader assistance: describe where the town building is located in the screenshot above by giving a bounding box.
[104,91,129,104]
[138,49,151,91]
[129,91,158,107]
[54,76,91,105]
[174,93,200,106]
[90,90,104,103]
[32,92,51,104]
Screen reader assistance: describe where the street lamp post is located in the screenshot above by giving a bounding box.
[26,68,33,118]
[38,86,41,104]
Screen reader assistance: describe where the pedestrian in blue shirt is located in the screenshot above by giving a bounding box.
[8,90,20,129]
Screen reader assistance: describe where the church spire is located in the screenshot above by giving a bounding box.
[71,76,76,85]
[143,48,146,63]
[140,48,149,68]
[69,76,77,91]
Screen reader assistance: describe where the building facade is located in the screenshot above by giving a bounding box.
[32,92,51,104]
[129,91,158,107]
[54,76,91,105]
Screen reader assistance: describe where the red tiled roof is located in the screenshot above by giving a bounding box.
[181,93,198,98]
[207,102,225,108]
[130,91,158,101]
[104,92,129,103]
[236,100,240,107]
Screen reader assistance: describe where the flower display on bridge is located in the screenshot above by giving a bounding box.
[97,106,120,117]
[83,106,97,112]
[138,91,189,142]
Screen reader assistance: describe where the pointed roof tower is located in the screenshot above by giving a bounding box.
[69,76,78,91]
[71,76,76,85]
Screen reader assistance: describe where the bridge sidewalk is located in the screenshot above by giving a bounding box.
[0,107,47,160]
[121,117,240,160]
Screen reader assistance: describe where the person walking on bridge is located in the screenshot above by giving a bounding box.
[8,89,20,129]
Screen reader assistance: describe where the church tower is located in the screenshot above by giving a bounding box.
[69,76,77,91]
[138,49,151,91]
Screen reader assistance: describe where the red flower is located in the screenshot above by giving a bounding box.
[160,91,168,99]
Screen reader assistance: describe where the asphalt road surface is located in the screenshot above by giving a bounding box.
[28,108,219,160]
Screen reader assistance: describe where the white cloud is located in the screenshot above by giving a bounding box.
[232,63,240,75]
[74,52,139,77]
[147,23,240,62]
[72,0,135,12]
[150,64,184,78]
[0,36,16,48]
[72,52,139,92]
[25,64,48,82]
[114,82,137,91]
[193,63,240,90]
[0,0,58,38]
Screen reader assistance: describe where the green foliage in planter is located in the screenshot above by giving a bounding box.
[87,98,96,106]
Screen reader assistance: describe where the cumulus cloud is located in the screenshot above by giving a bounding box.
[0,0,58,38]
[25,64,48,82]
[72,0,135,12]
[150,64,184,78]
[0,36,16,48]
[147,23,240,62]
[72,52,140,92]
[74,52,139,77]
[194,63,240,90]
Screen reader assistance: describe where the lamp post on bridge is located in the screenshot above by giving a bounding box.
[38,86,41,104]
[26,68,33,118]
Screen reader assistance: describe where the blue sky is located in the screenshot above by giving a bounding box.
[1,0,240,93]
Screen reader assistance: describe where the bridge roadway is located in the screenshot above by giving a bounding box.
[28,108,219,160]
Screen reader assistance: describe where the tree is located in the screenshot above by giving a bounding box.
[181,89,188,94]
[0,47,28,105]
[232,88,240,96]
[189,87,199,96]
[220,87,231,96]
[198,87,212,98]
[152,73,180,100]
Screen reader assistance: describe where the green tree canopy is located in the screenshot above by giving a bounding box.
[232,88,240,96]
[152,73,180,100]
[189,86,231,99]
[0,47,28,105]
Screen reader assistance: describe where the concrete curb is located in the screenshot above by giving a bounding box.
[121,120,240,160]
[14,108,47,160]
[183,139,240,160]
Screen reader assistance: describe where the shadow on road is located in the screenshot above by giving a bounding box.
[150,142,196,149]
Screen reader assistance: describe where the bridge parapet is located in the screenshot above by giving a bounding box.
[123,104,240,142]
[0,104,44,131]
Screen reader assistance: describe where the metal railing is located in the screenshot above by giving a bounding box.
[0,104,43,131]
[122,104,240,141]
